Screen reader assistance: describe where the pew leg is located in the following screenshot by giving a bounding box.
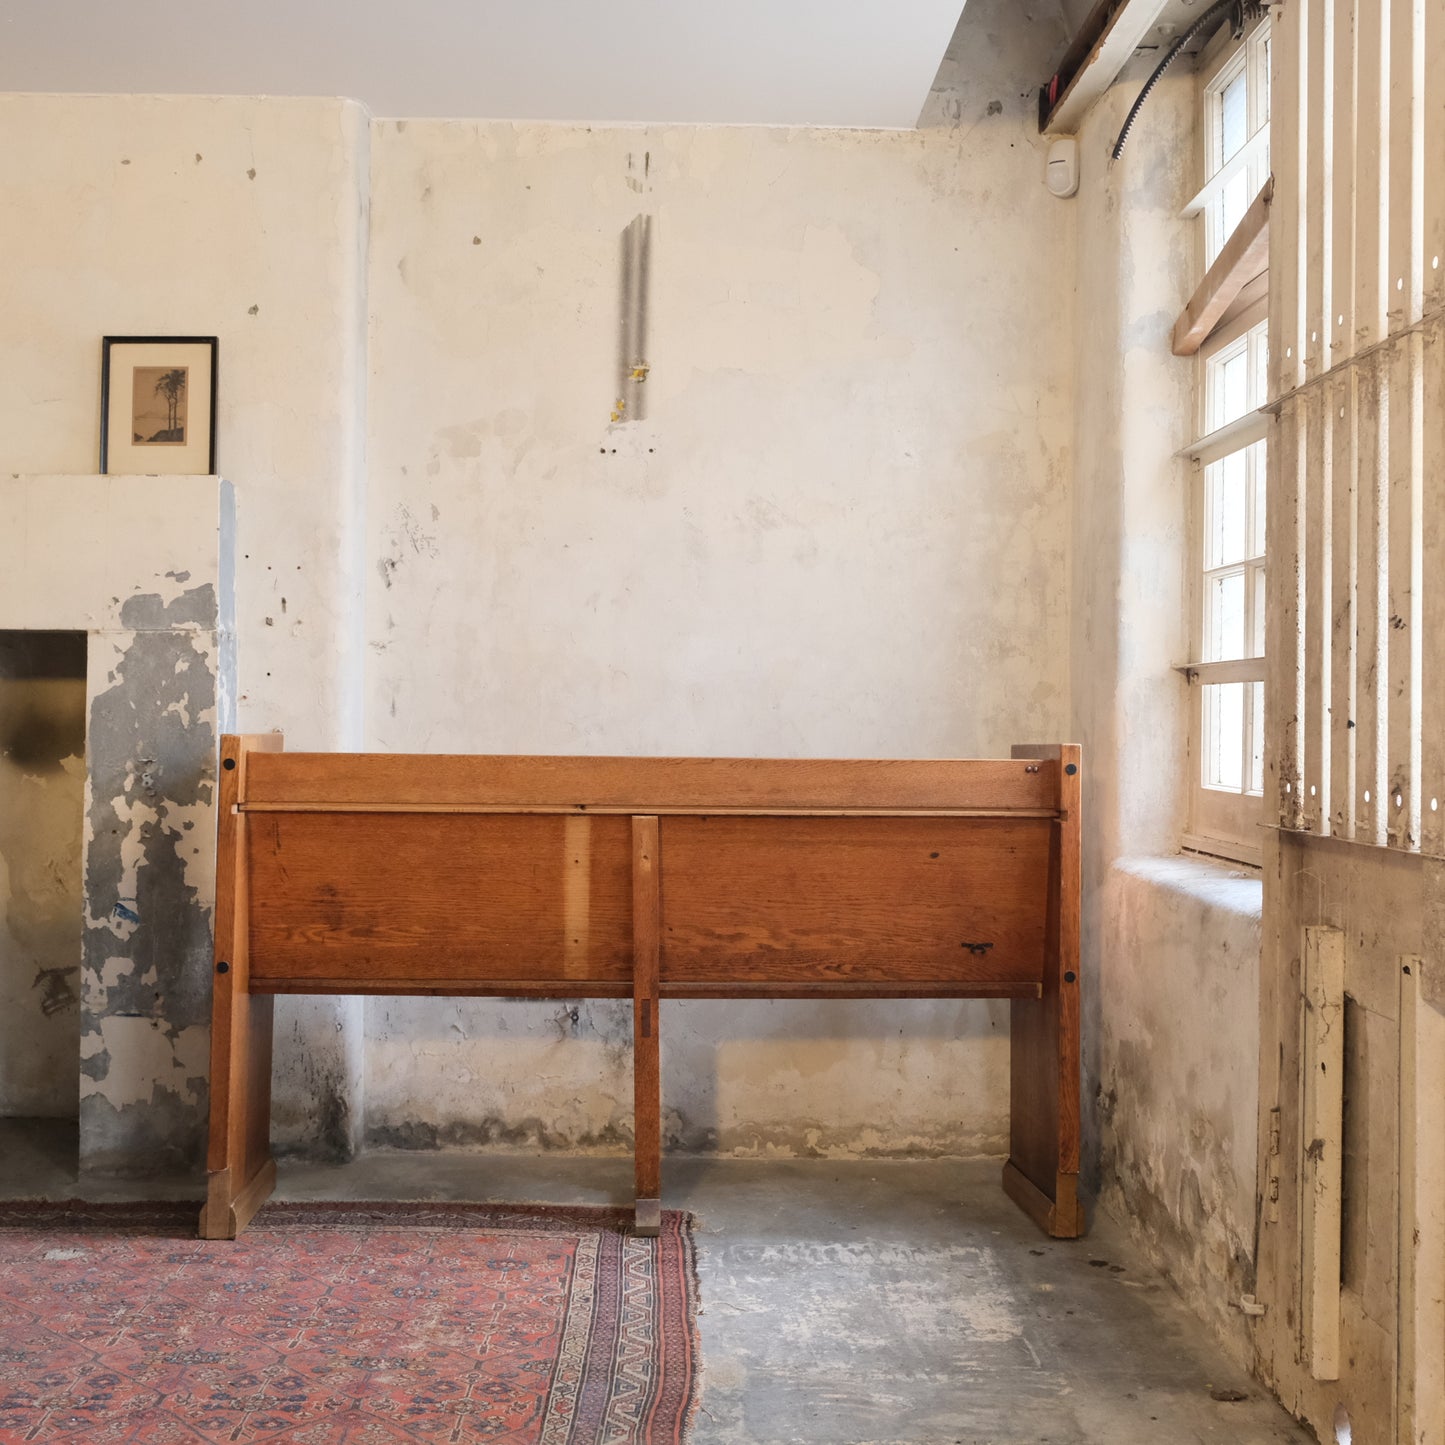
[199,735,278,1241]
[633,999,661,1238]
[200,989,276,1240]
[632,815,662,1237]
[1004,742,1083,1239]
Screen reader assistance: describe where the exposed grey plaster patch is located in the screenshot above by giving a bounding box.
[119,583,218,633]
[79,1041,110,1082]
[80,626,218,1175]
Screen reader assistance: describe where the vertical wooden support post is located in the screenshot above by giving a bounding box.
[199,733,283,1241]
[631,815,662,1237]
[1397,957,1445,1445]
[1301,924,1344,1380]
[1002,744,1082,1238]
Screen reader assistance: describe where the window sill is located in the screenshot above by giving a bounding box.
[1112,852,1263,922]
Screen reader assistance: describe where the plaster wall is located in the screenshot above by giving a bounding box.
[359,1,1076,1158]
[0,93,368,749]
[0,94,372,1160]
[1069,71,1264,1360]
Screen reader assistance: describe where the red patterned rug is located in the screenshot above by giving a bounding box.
[0,1200,700,1444]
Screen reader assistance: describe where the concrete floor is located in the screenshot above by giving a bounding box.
[1,1118,1315,1445]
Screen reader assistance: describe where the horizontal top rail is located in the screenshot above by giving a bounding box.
[238,750,1066,815]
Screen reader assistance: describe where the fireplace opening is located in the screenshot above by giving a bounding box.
[0,630,87,1173]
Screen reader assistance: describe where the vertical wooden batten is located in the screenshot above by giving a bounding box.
[1300,924,1344,1383]
[631,815,662,1237]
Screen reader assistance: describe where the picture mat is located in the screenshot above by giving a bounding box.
[104,340,213,474]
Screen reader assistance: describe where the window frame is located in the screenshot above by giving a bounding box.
[1195,19,1272,267]
[1181,19,1272,870]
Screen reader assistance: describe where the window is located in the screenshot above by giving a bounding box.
[1196,22,1271,266]
[1182,19,1271,867]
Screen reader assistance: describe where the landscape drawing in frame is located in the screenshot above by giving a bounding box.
[101,336,217,475]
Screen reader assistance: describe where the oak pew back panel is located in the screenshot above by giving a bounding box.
[657,815,1050,990]
[247,811,634,988]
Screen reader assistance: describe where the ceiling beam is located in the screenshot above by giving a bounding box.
[1172,180,1273,357]
[1039,0,1175,136]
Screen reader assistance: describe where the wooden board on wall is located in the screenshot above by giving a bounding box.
[658,815,1051,988]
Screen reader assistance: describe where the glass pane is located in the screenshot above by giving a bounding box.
[1221,167,1251,240]
[1251,324,1269,408]
[1206,451,1249,567]
[1221,70,1248,162]
[1213,347,1249,428]
[1249,681,1264,795]
[1207,570,1248,661]
[1262,38,1272,121]
[1249,438,1267,556]
[1252,565,1266,656]
[1204,683,1246,792]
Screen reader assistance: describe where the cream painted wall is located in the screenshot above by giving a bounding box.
[0,94,368,750]
[0,94,371,1157]
[1069,68,1265,1361]
[359,3,1077,1158]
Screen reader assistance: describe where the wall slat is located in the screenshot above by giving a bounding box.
[1388,0,1425,328]
[1354,354,1388,846]
[1328,369,1358,840]
[1386,334,1423,848]
[1421,321,1445,856]
[1304,0,1333,379]
[1330,0,1358,360]
[1425,0,1445,313]
[1353,0,1389,352]
[1274,397,1306,829]
[1271,0,1306,400]
[1303,386,1331,829]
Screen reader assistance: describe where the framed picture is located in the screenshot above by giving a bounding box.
[100,336,218,475]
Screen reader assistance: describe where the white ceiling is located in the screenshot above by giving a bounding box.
[0,1,968,129]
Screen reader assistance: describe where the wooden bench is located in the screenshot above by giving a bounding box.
[200,737,1084,1240]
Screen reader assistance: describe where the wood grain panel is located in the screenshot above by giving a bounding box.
[658,816,1050,987]
[246,812,633,984]
[1006,743,1083,1237]
[632,816,661,1229]
[242,753,1060,814]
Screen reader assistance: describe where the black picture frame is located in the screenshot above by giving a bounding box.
[100,335,219,475]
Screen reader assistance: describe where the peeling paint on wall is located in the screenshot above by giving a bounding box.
[78,588,223,1175]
